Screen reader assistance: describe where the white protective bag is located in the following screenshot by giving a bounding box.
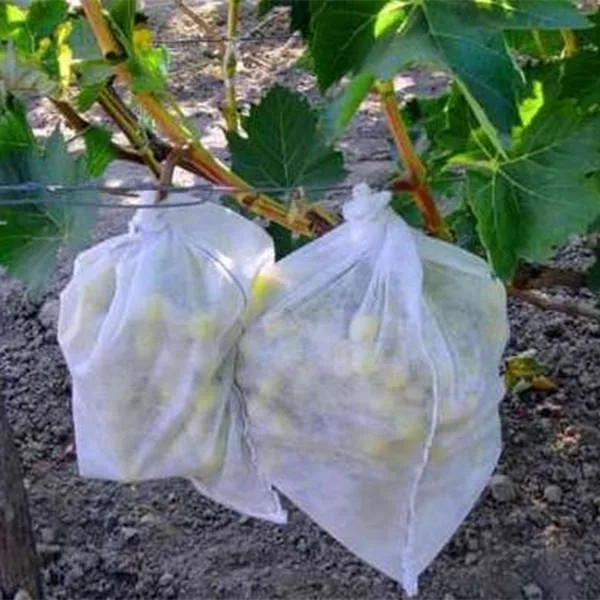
[58,193,285,523]
[237,183,509,592]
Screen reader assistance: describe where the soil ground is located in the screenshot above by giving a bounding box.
[2,3,600,599]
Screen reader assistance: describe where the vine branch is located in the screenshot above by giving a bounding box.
[561,29,578,57]
[375,80,449,238]
[51,98,152,168]
[509,287,599,320]
[223,0,241,132]
[80,0,337,237]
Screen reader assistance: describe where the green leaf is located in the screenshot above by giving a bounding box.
[322,0,591,141]
[0,3,26,40]
[227,85,346,200]
[560,50,600,112]
[83,125,117,177]
[0,94,36,156]
[446,203,483,255]
[0,43,58,97]
[505,29,565,59]
[25,0,68,41]
[266,222,309,259]
[108,0,136,44]
[391,192,424,228]
[459,101,600,280]
[0,126,98,293]
[128,45,168,95]
[76,80,106,111]
[308,0,396,91]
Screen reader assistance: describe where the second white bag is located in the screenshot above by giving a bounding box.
[237,184,509,592]
[58,195,285,523]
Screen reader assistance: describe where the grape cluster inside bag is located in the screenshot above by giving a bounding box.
[237,184,509,593]
[58,193,285,523]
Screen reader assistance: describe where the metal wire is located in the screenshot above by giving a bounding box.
[0,181,354,210]
[157,33,293,45]
[0,178,465,210]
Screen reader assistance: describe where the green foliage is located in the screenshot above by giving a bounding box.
[458,101,600,279]
[83,124,117,177]
[228,85,346,200]
[0,99,97,293]
[1,0,600,297]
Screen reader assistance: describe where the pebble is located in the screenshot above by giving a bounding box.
[464,552,478,566]
[39,527,57,545]
[442,595,457,600]
[159,573,175,587]
[583,463,596,478]
[36,543,62,558]
[13,591,33,600]
[489,474,517,502]
[38,299,59,330]
[522,582,544,600]
[543,484,563,504]
[140,513,157,525]
[121,526,139,542]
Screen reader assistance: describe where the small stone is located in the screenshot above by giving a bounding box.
[544,484,562,504]
[121,526,139,542]
[38,299,59,330]
[36,543,62,558]
[583,463,596,478]
[238,515,250,524]
[489,474,517,503]
[464,552,478,566]
[70,565,85,579]
[140,513,157,525]
[443,594,457,600]
[159,573,175,587]
[40,527,57,545]
[522,583,543,600]
[13,590,33,600]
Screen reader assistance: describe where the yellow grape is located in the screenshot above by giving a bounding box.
[141,294,166,323]
[187,312,218,341]
[195,385,218,411]
[257,376,283,399]
[349,314,379,343]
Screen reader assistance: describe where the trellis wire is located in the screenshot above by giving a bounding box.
[0,178,465,210]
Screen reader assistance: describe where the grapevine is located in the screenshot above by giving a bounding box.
[1,0,600,597]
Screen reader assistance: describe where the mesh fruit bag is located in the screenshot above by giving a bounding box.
[58,194,285,523]
[237,183,509,592]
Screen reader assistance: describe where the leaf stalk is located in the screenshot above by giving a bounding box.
[375,80,448,238]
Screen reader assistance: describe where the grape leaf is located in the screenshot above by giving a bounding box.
[560,50,600,112]
[321,0,591,140]
[457,101,600,280]
[25,0,68,43]
[0,42,58,97]
[83,125,116,177]
[227,85,345,200]
[0,118,98,293]
[308,0,395,91]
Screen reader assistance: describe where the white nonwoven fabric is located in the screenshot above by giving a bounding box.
[58,193,285,523]
[237,183,509,593]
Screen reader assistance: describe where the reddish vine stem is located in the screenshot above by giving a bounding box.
[509,288,599,320]
[375,80,449,238]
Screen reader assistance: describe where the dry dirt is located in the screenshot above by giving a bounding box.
[2,3,600,599]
